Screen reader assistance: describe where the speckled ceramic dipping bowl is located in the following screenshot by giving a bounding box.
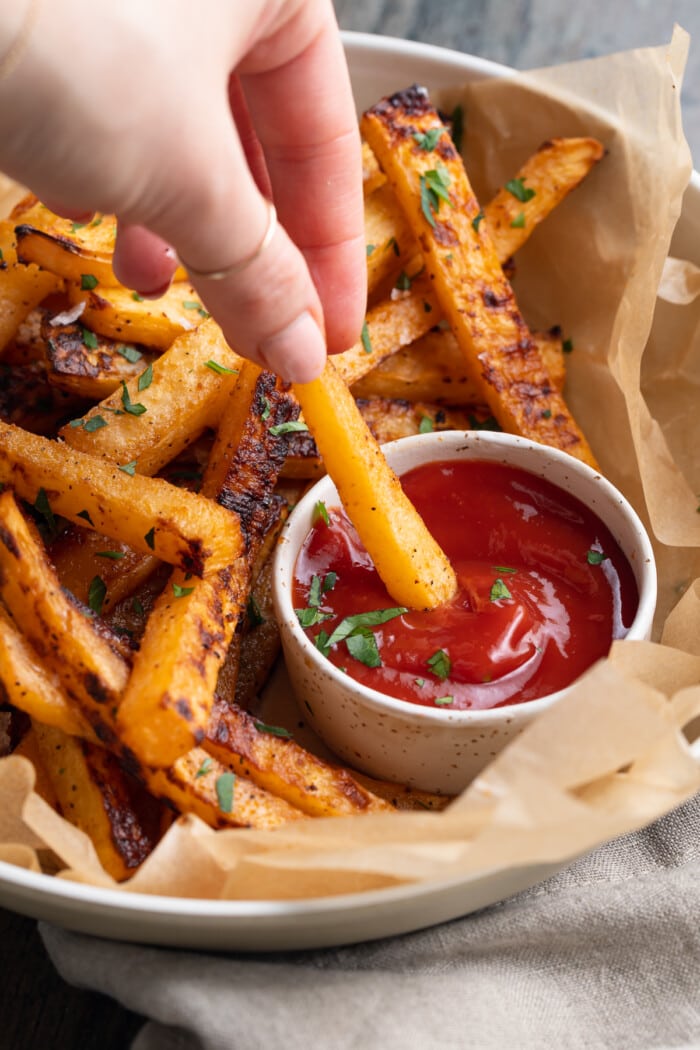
[273,431,657,794]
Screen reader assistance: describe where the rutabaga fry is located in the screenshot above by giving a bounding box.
[59,318,242,476]
[293,359,457,610]
[361,86,598,467]
[0,421,243,574]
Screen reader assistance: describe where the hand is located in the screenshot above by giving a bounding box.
[0,0,365,381]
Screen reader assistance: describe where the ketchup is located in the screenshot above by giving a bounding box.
[292,460,639,711]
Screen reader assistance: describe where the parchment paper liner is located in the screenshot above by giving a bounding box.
[2,29,700,902]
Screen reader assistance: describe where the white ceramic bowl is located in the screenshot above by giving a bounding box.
[273,431,657,794]
[0,32,693,952]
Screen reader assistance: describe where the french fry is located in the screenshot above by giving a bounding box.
[334,274,438,388]
[49,526,160,614]
[146,748,306,829]
[205,700,392,818]
[0,490,126,742]
[482,137,605,260]
[0,359,84,434]
[116,363,296,767]
[33,722,161,880]
[0,219,64,354]
[13,199,188,287]
[0,422,242,573]
[66,280,208,349]
[42,316,156,400]
[361,87,598,467]
[351,326,566,404]
[293,359,457,610]
[0,606,98,740]
[365,183,417,297]
[59,318,241,475]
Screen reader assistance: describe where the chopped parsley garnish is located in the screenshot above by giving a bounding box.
[490,578,513,601]
[260,397,271,421]
[427,648,451,679]
[131,291,144,302]
[80,274,98,290]
[182,300,209,318]
[82,327,99,349]
[88,575,107,615]
[492,565,517,574]
[542,408,552,419]
[434,696,454,706]
[510,212,526,229]
[562,338,574,354]
[472,210,484,233]
[137,363,153,392]
[295,606,333,628]
[71,221,88,232]
[204,359,238,375]
[419,165,452,227]
[361,321,372,354]
[253,720,293,739]
[386,236,400,256]
[77,509,94,526]
[215,772,235,813]
[415,677,426,688]
[132,597,145,616]
[308,571,337,609]
[324,607,407,650]
[313,500,330,526]
[116,344,142,363]
[505,177,536,203]
[96,550,125,560]
[269,420,308,436]
[246,594,264,626]
[195,757,213,778]
[118,460,137,475]
[69,414,108,432]
[346,628,381,668]
[468,413,501,432]
[395,270,411,291]
[413,126,443,151]
[173,582,195,598]
[33,487,56,535]
[418,415,434,434]
[121,381,147,416]
[144,526,155,550]
[586,548,607,565]
[366,243,375,257]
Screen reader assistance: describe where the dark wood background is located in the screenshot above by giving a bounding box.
[3,2,699,1046]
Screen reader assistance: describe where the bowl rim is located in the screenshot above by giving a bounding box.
[273,430,658,727]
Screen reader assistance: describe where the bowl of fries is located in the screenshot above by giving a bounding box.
[273,429,657,794]
[0,28,695,950]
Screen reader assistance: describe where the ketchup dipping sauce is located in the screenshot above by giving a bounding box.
[292,459,639,713]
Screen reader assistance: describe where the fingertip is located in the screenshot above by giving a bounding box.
[258,310,327,383]
[112,223,179,296]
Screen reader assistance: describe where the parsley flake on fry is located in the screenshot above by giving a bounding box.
[80,274,98,290]
[204,359,238,375]
[215,772,235,813]
[253,720,294,739]
[172,582,195,598]
[505,177,536,203]
[361,321,372,354]
[269,421,308,436]
[81,327,99,349]
[413,126,443,151]
[195,757,213,778]
[88,575,107,615]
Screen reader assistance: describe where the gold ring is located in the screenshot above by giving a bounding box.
[181,200,277,281]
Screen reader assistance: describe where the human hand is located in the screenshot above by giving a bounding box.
[0,0,365,381]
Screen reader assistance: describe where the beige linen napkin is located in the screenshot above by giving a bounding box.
[42,792,700,1050]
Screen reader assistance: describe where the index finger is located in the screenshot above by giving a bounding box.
[238,3,366,355]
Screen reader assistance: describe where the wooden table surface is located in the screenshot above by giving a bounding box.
[3,2,699,1046]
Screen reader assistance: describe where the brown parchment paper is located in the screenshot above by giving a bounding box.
[2,29,700,903]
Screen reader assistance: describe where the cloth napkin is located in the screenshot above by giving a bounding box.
[41,793,700,1050]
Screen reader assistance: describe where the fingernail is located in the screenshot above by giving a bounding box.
[136,279,172,301]
[258,311,326,383]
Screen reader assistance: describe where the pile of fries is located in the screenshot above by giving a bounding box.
[0,85,603,880]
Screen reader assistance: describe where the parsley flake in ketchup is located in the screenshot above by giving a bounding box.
[292,460,639,711]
